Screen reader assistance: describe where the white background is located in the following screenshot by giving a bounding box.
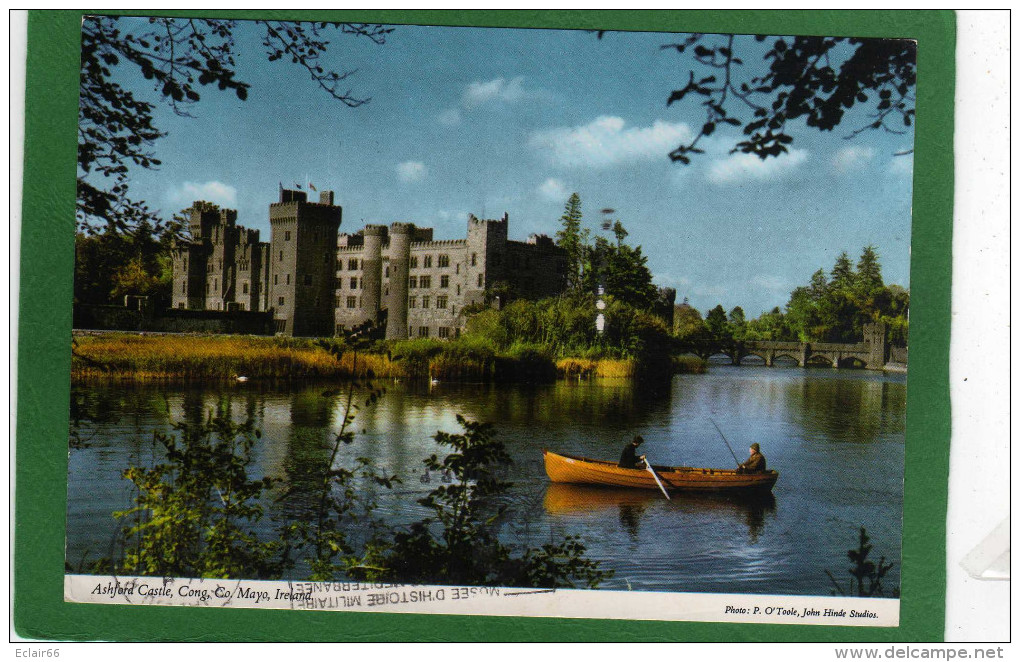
[5,7,1013,656]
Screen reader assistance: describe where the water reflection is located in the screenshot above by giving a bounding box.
[67,366,904,595]
[543,483,777,543]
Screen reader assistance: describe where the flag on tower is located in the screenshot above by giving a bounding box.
[309,182,317,192]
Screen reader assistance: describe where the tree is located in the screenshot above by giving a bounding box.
[727,305,747,341]
[673,300,708,340]
[705,304,729,342]
[656,34,915,164]
[856,245,884,292]
[78,16,392,232]
[830,251,856,291]
[554,193,589,292]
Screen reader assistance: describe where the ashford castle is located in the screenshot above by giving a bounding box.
[171,188,569,338]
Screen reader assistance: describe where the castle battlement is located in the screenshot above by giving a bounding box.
[173,184,567,339]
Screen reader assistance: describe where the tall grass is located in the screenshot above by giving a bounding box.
[71,333,400,381]
[72,332,706,383]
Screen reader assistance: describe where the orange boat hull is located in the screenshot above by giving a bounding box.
[543,450,778,493]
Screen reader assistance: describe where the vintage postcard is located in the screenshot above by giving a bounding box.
[16,11,955,642]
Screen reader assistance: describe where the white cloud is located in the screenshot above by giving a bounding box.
[436,108,461,126]
[438,76,543,126]
[462,76,526,109]
[831,145,876,172]
[538,178,569,201]
[529,116,695,168]
[707,149,809,184]
[166,180,237,208]
[396,161,427,182]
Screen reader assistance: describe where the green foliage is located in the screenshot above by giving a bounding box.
[662,34,915,164]
[115,408,290,579]
[555,193,590,292]
[75,219,177,305]
[826,527,897,598]
[353,415,610,588]
[742,247,909,345]
[463,293,674,367]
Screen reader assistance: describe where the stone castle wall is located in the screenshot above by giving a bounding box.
[170,188,567,339]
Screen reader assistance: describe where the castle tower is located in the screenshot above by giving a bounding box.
[384,222,414,340]
[464,213,509,307]
[269,188,342,336]
[864,321,888,369]
[361,224,387,326]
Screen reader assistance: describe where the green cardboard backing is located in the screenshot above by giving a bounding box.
[15,9,955,642]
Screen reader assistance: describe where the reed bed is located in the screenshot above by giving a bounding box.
[556,357,637,379]
[71,333,402,381]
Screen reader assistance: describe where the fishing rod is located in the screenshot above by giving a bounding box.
[709,417,741,467]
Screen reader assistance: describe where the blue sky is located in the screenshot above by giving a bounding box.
[99,19,915,317]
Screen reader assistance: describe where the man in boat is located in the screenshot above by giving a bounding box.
[618,435,647,469]
[737,443,766,474]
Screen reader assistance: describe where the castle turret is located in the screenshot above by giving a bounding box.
[361,225,387,326]
[385,222,414,340]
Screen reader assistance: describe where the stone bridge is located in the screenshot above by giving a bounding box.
[682,322,901,370]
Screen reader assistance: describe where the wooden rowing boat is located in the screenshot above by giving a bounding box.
[543,450,778,493]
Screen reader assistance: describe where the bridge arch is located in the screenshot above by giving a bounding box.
[772,353,801,365]
[838,356,867,369]
[806,354,835,367]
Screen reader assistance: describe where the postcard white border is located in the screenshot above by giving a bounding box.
[65,575,899,627]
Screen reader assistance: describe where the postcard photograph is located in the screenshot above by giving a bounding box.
[63,14,915,627]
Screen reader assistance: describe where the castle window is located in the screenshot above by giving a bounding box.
[424,255,433,268]
[274,274,279,285]
[422,296,430,309]
[418,326,430,338]
[438,254,449,268]
[286,274,291,285]
[182,282,186,293]
[350,277,357,289]
[436,296,448,309]
[278,296,285,306]
[304,274,313,286]
[471,253,477,266]
[285,231,291,241]
[420,276,431,288]
[279,251,284,262]
[477,274,484,287]
[348,258,358,270]
[410,256,418,268]
[438,327,450,339]
[456,284,461,295]
[409,276,417,289]
[178,302,185,309]
[243,283,249,294]
[384,286,389,296]
[336,295,341,307]
[347,296,357,309]
[440,275,449,288]
[455,328,461,338]
[455,263,460,274]
[337,259,343,271]
[408,297,417,309]
[213,278,217,289]
[385,266,390,278]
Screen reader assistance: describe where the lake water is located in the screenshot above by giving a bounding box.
[67,365,906,596]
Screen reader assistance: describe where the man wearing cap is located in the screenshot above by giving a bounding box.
[618,435,647,469]
[738,443,767,474]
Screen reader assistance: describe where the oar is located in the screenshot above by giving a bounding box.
[709,418,741,468]
[645,463,672,500]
